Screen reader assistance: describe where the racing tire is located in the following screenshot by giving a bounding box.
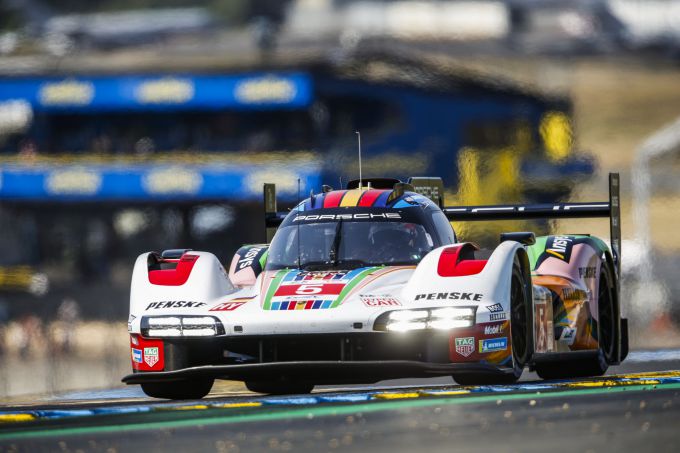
[141,378,214,400]
[454,253,533,385]
[245,380,314,395]
[535,262,616,380]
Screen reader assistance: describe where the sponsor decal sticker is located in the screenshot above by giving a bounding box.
[209,301,247,312]
[489,312,507,321]
[294,271,348,281]
[559,327,577,345]
[545,235,574,262]
[237,247,267,271]
[415,292,483,302]
[145,301,206,310]
[360,295,401,307]
[455,337,475,357]
[561,288,588,301]
[479,337,508,353]
[293,213,402,222]
[483,323,504,335]
[143,347,159,367]
[486,303,503,313]
[578,267,597,279]
[131,348,142,363]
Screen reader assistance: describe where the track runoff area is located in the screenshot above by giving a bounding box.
[1,351,680,451]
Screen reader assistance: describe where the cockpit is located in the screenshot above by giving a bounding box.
[265,206,455,271]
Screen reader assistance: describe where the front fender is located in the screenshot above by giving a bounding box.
[400,241,524,322]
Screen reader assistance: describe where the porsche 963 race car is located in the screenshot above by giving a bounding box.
[123,174,628,399]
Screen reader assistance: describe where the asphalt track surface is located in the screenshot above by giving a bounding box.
[2,350,680,452]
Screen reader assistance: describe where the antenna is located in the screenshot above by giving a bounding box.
[355,131,362,189]
[297,178,301,270]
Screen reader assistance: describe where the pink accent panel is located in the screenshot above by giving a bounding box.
[534,243,601,319]
[228,253,257,287]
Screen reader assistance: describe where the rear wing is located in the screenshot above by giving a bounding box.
[439,173,621,279]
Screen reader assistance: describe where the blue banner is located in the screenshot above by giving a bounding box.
[0,161,321,202]
[0,73,313,112]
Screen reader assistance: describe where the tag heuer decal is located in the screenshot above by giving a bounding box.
[455,337,474,357]
[144,347,159,367]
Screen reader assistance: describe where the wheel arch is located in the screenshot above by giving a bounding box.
[601,249,624,364]
[517,246,535,358]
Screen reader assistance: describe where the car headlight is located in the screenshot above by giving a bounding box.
[141,316,225,337]
[385,310,429,332]
[374,307,476,332]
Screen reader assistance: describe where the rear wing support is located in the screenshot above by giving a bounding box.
[264,183,282,243]
[442,173,621,279]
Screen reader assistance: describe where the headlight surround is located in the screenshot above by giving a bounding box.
[374,306,477,332]
[141,315,225,337]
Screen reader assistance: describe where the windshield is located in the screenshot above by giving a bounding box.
[266,218,435,271]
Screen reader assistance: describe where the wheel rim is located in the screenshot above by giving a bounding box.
[511,270,528,365]
[598,270,615,360]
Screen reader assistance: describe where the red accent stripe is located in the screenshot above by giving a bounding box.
[437,245,487,277]
[148,254,199,286]
[323,190,346,208]
[358,190,386,207]
[305,300,314,309]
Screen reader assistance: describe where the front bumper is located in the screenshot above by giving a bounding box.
[122,360,512,385]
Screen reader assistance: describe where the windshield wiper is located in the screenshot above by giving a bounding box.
[329,218,343,267]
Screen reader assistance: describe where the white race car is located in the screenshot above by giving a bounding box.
[123,175,628,399]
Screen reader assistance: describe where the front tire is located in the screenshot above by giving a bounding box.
[454,254,532,385]
[141,378,214,400]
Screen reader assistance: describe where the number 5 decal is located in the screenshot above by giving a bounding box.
[295,283,324,295]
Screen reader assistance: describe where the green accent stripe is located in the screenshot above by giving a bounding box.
[2,383,679,442]
[527,236,548,270]
[262,269,288,310]
[330,266,381,308]
[258,250,268,269]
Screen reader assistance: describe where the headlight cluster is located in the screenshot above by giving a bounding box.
[375,307,476,332]
[141,316,225,337]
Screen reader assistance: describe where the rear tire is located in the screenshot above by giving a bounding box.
[141,378,214,400]
[535,262,616,379]
[454,254,532,385]
[245,380,314,395]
